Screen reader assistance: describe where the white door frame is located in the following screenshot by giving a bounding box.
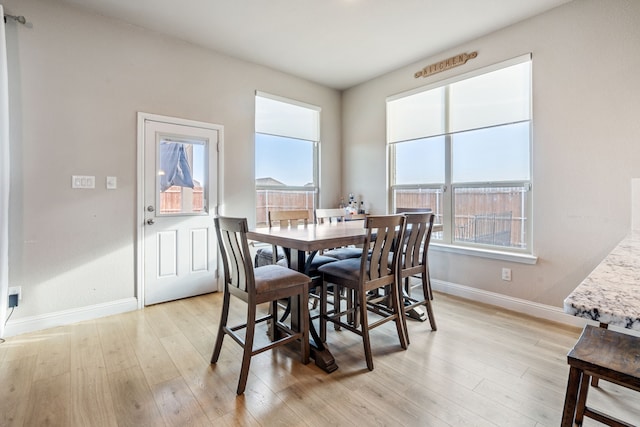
[136,112,224,309]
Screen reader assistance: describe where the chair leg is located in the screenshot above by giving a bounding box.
[392,279,409,349]
[300,290,310,364]
[359,289,374,371]
[211,290,231,363]
[425,260,434,300]
[237,302,257,395]
[320,280,328,342]
[421,273,437,331]
[561,366,583,426]
[574,373,591,425]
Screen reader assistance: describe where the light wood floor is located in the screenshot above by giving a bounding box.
[1,290,639,427]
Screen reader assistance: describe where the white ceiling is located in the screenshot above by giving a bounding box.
[55,0,572,90]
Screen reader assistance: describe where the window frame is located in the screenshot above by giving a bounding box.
[255,92,321,227]
[388,54,533,256]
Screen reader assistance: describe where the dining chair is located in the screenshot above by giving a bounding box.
[212,216,311,395]
[254,209,309,267]
[255,210,337,271]
[315,208,363,260]
[396,212,437,337]
[317,214,408,371]
[395,207,435,301]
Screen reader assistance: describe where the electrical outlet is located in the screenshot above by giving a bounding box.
[501,268,512,281]
[8,285,21,300]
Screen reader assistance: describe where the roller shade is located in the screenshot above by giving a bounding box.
[256,92,320,142]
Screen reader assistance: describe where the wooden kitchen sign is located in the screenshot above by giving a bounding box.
[414,51,478,79]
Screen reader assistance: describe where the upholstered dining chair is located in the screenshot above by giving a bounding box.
[317,214,407,371]
[396,212,437,337]
[255,210,337,271]
[395,207,435,301]
[254,209,309,267]
[315,208,363,260]
[212,216,311,394]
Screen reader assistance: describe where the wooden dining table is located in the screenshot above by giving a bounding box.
[247,220,368,373]
[247,217,443,373]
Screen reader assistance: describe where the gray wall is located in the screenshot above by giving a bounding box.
[3,0,342,320]
[342,0,640,307]
[5,0,640,329]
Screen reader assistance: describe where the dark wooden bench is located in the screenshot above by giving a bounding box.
[561,324,640,426]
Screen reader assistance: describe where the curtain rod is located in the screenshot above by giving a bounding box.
[4,14,26,25]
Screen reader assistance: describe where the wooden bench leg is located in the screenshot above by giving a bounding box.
[561,366,583,427]
[575,373,591,425]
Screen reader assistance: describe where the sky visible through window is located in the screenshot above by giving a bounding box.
[255,133,313,186]
[395,122,530,185]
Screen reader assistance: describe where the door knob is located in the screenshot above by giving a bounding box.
[146,219,155,225]
[147,205,155,212]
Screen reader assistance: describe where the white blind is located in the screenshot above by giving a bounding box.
[449,61,531,134]
[387,88,444,143]
[255,92,320,142]
[387,55,531,143]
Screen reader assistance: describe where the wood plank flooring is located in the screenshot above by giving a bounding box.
[1,290,640,426]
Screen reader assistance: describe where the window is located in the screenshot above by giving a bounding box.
[158,138,207,215]
[255,92,320,227]
[388,55,532,252]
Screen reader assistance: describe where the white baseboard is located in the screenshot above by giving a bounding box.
[3,297,138,338]
[2,282,588,338]
[432,279,589,329]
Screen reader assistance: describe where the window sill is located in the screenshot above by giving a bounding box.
[430,243,538,265]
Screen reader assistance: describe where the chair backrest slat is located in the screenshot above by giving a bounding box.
[215,216,255,295]
[362,215,405,282]
[316,208,347,224]
[268,210,309,228]
[401,213,434,271]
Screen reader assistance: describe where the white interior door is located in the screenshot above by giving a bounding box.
[141,116,220,305]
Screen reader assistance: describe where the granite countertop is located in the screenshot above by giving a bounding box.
[563,231,640,330]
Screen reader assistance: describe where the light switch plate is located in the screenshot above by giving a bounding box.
[71,175,95,189]
[106,176,117,189]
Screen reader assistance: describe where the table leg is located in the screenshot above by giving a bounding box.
[289,248,339,373]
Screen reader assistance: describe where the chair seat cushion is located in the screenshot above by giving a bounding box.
[317,257,363,282]
[310,254,340,270]
[254,265,310,294]
[274,254,337,272]
[255,246,286,267]
[323,247,363,260]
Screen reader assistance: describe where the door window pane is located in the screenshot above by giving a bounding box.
[158,139,207,215]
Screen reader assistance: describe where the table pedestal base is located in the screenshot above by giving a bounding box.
[310,344,338,373]
[407,306,427,321]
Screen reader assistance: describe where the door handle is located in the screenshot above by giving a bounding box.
[146,219,155,225]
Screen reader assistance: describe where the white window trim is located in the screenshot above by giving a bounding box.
[387,54,533,258]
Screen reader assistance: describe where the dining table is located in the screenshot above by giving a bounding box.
[247,220,368,372]
[247,217,443,373]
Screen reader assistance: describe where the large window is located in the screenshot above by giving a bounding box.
[255,92,320,227]
[388,55,532,252]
